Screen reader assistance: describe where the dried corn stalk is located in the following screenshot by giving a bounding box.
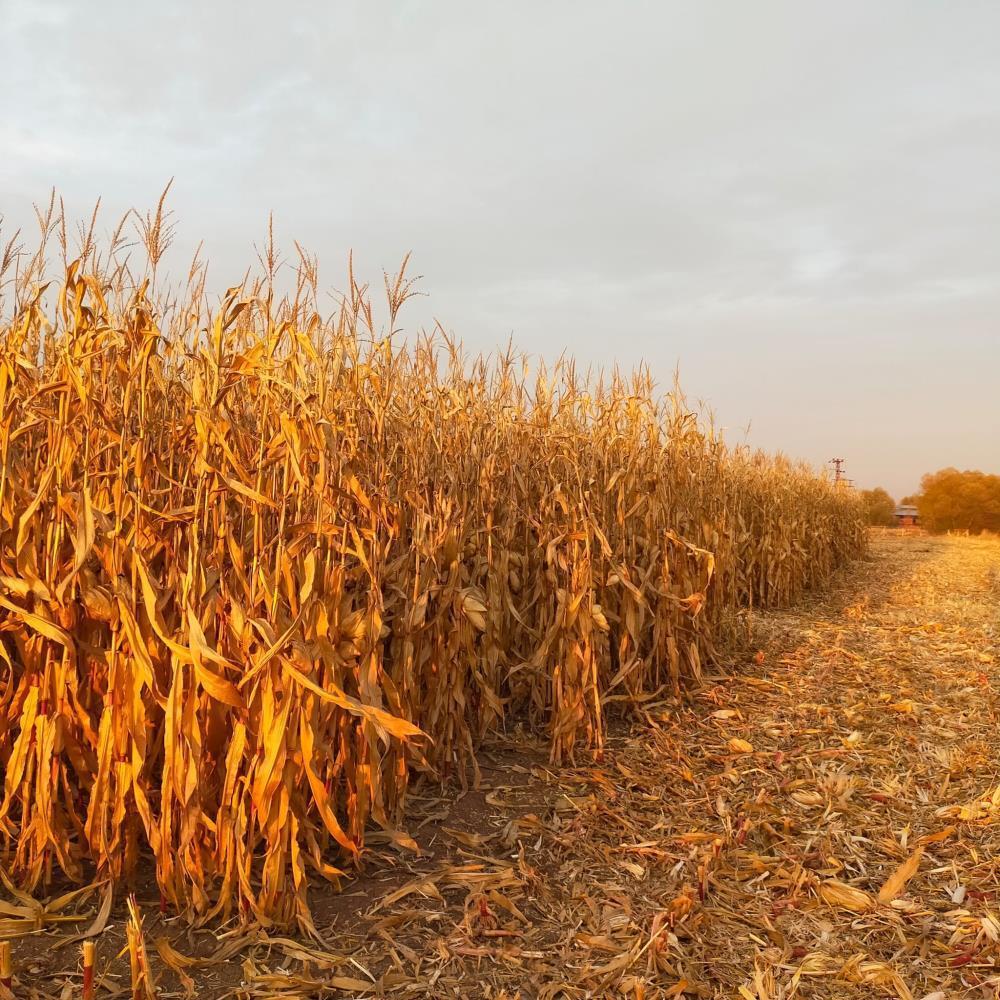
[0,206,866,926]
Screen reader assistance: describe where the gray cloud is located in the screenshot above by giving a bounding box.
[2,0,998,498]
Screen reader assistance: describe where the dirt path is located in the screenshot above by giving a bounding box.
[10,533,1000,998]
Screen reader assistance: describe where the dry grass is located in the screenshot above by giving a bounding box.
[0,201,865,931]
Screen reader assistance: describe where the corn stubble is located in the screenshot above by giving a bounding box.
[0,202,865,930]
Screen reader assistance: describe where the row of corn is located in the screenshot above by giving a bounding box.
[0,226,865,928]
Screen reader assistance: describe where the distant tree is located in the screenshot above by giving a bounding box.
[912,468,1000,533]
[860,487,896,526]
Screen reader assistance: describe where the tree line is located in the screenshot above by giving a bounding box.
[861,468,1000,533]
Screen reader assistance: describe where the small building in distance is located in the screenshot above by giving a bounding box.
[893,504,919,527]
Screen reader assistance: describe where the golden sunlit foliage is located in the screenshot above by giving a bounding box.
[912,468,1000,534]
[0,203,866,929]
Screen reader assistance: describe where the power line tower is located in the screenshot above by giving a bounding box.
[830,457,846,486]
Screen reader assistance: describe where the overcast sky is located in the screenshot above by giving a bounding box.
[2,1,998,498]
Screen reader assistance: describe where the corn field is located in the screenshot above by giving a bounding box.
[0,204,865,930]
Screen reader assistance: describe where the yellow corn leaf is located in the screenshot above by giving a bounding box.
[56,484,96,601]
[0,595,74,649]
[283,661,425,741]
[877,847,923,903]
[818,880,874,913]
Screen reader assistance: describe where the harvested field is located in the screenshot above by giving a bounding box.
[3,531,999,997]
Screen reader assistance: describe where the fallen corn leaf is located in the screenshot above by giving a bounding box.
[877,847,923,903]
[818,879,875,913]
[916,825,955,846]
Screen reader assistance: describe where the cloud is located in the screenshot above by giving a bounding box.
[1,0,998,498]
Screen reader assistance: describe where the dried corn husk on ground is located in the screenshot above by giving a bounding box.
[0,204,865,929]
